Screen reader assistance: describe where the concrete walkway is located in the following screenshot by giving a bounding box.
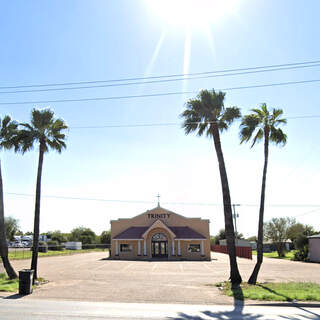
[0,251,319,304]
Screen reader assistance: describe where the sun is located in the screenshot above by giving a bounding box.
[145,0,238,29]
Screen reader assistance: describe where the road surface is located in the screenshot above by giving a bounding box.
[0,299,319,319]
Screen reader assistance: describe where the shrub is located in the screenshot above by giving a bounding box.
[82,243,96,249]
[31,241,48,253]
[47,240,65,251]
[293,246,309,262]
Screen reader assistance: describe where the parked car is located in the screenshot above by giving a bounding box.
[22,241,31,248]
[13,242,23,248]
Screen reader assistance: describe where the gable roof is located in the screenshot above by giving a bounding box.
[113,224,206,240]
[113,227,148,240]
[169,226,206,239]
[141,219,176,238]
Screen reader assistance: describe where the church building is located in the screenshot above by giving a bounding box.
[110,204,211,260]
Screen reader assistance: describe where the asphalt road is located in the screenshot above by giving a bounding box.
[0,299,319,319]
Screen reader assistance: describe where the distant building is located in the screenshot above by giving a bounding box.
[65,242,82,250]
[111,205,210,260]
[219,239,252,247]
[308,234,320,262]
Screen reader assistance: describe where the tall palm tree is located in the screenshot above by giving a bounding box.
[181,89,242,286]
[19,108,68,280]
[240,103,286,285]
[0,116,19,279]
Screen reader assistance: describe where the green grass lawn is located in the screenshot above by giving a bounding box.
[8,248,108,260]
[219,282,320,301]
[0,273,19,292]
[252,250,295,260]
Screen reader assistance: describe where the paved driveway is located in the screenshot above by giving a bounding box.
[0,252,319,304]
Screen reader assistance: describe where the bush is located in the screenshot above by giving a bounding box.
[47,240,65,251]
[31,241,48,253]
[293,246,309,262]
[82,243,96,249]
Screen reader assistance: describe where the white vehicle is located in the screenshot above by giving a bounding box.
[22,241,31,248]
[13,242,23,248]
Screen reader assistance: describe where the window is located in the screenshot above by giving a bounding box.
[120,244,132,252]
[152,233,167,241]
[188,244,200,253]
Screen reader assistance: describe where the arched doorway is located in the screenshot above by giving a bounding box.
[151,233,168,258]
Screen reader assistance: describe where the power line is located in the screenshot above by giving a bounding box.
[1,78,320,106]
[293,208,320,218]
[5,192,320,208]
[1,63,320,94]
[69,115,320,130]
[1,59,320,90]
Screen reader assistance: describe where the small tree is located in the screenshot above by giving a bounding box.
[214,229,244,245]
[100,231,111,245]
[247,236,258,242]
[5,217,20,241]
[46,230,68,244]
[69,227,97,245]
[264,217,295,257]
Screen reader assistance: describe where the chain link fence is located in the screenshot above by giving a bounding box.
[8,243,111,258]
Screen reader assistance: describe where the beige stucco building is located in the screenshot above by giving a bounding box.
[110,205,210,260]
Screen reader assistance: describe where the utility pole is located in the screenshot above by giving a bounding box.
[232,204,240,245]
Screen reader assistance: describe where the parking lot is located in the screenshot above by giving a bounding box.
[1,251,319,304]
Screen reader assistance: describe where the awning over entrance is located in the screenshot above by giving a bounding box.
[113,223,206,240]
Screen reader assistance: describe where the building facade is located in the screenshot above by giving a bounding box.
[110,206,210,260]
[308,234,320,262]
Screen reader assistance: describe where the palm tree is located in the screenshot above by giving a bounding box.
[181,89,242,286]
[0,116,19,279]
[19,108,68,280]
[240,103,286,285]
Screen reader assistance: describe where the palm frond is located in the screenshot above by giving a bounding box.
[17,129,36,154]
[197,122,208,137]
[239,114,260,144]
[222,107,241,126]
[251,108,265,120]
[180,89,234,138]
[271,108,287,126]
[18,108,68,154]
[0,115,20,152]
[31,108,54,130]
[251,128,264,147]
[241,104,287,148]
[47,139,65,153]
[260,103,269,115]
[270,127,287,146]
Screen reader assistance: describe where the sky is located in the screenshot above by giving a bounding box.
[0,0,320,237]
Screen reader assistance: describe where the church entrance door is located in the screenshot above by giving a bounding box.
[151,233,168,258]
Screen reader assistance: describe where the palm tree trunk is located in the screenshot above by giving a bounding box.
[212,125,242,286]
[31,144,44,281]
[0,160,17,279]
[248,130,269,285]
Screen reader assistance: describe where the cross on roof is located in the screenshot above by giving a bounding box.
[157,193,160,207]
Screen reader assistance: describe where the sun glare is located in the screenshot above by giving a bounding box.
[146,0,238,29]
